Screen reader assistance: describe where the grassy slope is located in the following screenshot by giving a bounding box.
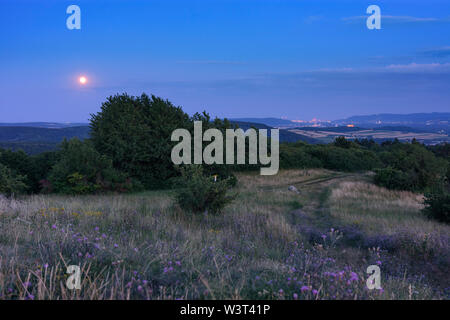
[0,170,448,300]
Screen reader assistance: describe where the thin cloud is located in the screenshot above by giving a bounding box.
[342,15,442,23]
[310,63,450,74]
[420,46,450,58]
[384,62,450,73]
[315,67,354,73]
[289,63,450,75]
[175,60,246,65]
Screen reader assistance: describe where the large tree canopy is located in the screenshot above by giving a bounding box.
[89,93,191,189]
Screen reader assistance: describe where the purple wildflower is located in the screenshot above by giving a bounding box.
[300,286,310,292]
[350,272,358,282]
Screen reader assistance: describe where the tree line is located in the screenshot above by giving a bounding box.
[0,93,448,220]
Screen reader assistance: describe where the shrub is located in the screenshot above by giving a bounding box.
[373,167,412,191]
[48,138,139,195]
[422,186,450,224]
[377,142,447,191]
[0,163,28,197]
[0,148,35,193]
[0,148,60,194]
[174,165,237,214]
[280,143,323,169]
[308,145,380,172]
[30,151,60,192]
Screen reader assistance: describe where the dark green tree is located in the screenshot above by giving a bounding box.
[90,93,191,189]
[48,138,137,194]
[334,136,353,149]
[376,143,447,191]
[0,163,28,197]
[422,184,450,223]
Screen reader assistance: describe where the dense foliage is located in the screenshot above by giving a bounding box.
[280,141,382,172]
[0,148,57,194]
[0,163,28,196]
[174,165,236,214]
[47,139,140,195]
[422,185,450,224]
[279,138,448,193]
[374,141,447,192]
[90,93,191,189]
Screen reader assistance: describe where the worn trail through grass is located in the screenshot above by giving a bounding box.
[0,169,448,300]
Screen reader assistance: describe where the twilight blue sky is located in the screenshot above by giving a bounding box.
[1,0,450,122]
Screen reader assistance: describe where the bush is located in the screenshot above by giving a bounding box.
[0,148,60,194]
[0,148,35,193]
[280,143,323,169]
[373,167,412,191]
[0,163,28,197]
[376,142,447,191]
[422,186,450,224]
[308,145,381,172]
[48,138,140,195]
[174,165,237,214]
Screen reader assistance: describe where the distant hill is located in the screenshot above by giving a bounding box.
[230,121,320,144]
[333,113,450,133]
[294,126,363,133]
[288,125,449,145]
[0,122,89,128]
[0,126,90,154]
[295,125,429,134]
[337,112,450,123]
[1,115,448,154]
[0,126,90,143]
[0,142,60,155]
[230,118,295,128]
[230,113,450,133]
[0,121,318,154]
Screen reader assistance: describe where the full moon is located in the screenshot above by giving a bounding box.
[79,76,87,85]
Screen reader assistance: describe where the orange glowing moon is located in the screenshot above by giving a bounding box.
[79,76,87,85]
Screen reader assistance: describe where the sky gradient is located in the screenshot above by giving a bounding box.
[1,0,450,122]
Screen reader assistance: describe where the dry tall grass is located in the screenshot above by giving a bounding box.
[0,170,447,300]
[329,181,449,239]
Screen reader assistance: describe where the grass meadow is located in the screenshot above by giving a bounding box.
[0,169,448,300]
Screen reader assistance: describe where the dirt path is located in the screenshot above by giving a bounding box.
[258,172,355,192]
